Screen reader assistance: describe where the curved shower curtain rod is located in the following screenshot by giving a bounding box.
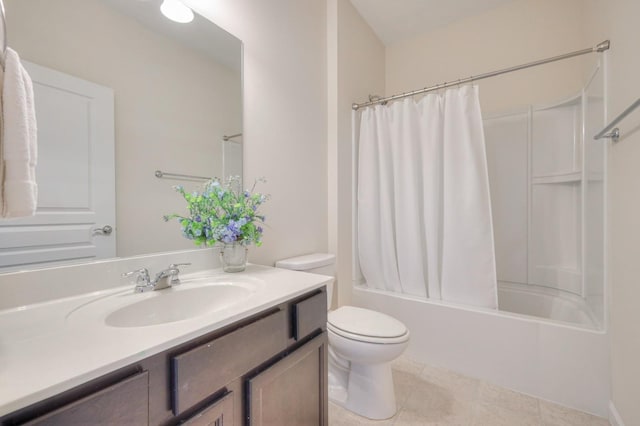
[352,40,611,111]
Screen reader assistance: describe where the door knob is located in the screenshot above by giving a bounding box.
[93,225,113,235]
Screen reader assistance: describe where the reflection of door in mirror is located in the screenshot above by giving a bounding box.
[0,61,116,271]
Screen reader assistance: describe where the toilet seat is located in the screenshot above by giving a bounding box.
[328,306,409,344]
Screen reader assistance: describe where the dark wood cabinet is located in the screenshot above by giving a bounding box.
[1,287,328,426]
[246,334,328,426]
[171,309,288,415]
[22,372,149,426]
[291,291,327,341]
[182,391,235,426]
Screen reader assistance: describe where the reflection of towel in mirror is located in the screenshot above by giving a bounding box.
[1,47,38,218]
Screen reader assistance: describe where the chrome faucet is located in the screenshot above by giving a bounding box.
[153,263,191,290]
[122,263,191,293]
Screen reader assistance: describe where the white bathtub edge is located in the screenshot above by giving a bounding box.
[354,284,605,334]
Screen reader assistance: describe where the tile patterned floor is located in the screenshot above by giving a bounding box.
[329,357,610,426]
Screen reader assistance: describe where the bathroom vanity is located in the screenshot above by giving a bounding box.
[0,264,330,425]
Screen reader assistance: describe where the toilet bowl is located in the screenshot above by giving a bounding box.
[275,253,410,420]
[327,306,409,419]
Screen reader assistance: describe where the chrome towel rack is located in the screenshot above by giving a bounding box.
[594,98,640,142]
[155,170,212,181]
[223,133,242,142]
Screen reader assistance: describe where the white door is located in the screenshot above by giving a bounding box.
[0,61,115,270]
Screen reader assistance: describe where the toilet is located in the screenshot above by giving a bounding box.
[275,253,410,420]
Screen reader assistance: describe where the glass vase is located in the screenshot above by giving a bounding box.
[220,242,248,272]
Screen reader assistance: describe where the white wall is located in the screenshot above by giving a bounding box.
[583,1,640,424]
[184,0,328,266]
[483,111,529,285]
[327,0,385,306]
[6,0,241,257]
[385,0,587,116]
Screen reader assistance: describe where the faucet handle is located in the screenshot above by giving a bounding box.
[122,267,150,280]
[167,263,191,285]
[122,268,152,291]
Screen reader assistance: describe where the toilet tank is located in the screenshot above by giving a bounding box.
[275,253,335,308]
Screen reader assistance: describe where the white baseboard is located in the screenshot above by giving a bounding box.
[609,401,625,426]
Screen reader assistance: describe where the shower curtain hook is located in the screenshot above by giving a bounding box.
[368,94,389,107]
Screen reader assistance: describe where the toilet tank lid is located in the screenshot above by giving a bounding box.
[275,253,335,271]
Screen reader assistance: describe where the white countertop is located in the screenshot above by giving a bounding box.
[0,264,331,417]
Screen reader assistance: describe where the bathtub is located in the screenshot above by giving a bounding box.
[497,281,600,328]
[351,282,609,417]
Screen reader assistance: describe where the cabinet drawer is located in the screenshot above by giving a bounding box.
[24,371,149,425]
[292,290,327,341]
[171,309,287,415]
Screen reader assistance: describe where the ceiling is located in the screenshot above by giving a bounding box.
[350,0,516,46]
[102,0,241,71]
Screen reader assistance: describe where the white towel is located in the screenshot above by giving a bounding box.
[1,47,38,218]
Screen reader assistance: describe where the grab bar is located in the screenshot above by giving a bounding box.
[594,98,640,142]
[154,170,211,181]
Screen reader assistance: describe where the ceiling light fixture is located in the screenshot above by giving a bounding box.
[160,0,194,24]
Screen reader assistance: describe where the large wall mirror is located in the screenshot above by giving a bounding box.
[0,0,242,272]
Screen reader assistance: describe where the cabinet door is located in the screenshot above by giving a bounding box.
[182,391,235,426]
[23,371,148,425]
[246,333,328,426]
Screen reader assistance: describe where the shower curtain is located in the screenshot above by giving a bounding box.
[357,85,498,309]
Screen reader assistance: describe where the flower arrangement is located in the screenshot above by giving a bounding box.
[164,176,268,247]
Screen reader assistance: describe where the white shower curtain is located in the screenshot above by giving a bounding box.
[357,85,498,309]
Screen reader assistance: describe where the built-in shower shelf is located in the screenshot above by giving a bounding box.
[532,171,581,184]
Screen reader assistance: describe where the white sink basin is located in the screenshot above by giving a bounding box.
[105,285,251,327]
[66,277,263,328]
